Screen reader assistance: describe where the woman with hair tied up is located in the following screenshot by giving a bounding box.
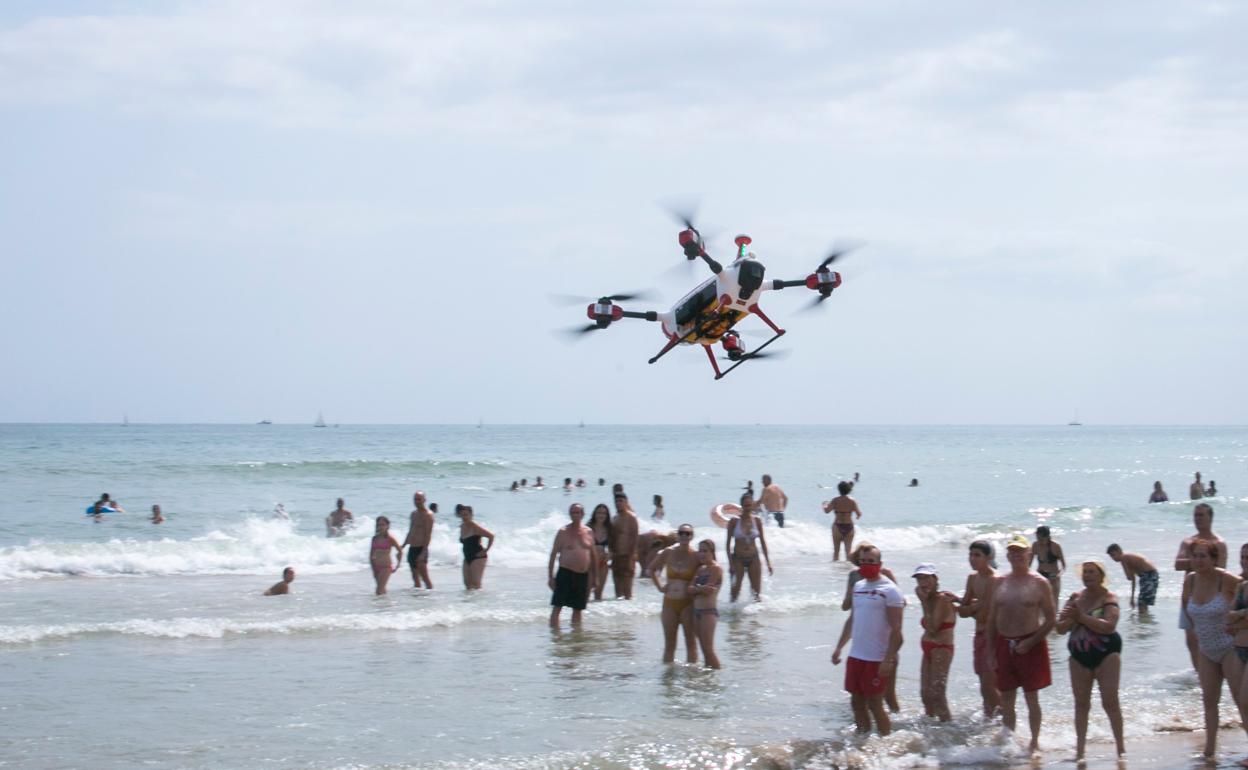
[1056,561,1124,761]
[1181,538,1242,759]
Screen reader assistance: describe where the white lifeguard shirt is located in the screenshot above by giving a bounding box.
[849,576,906,662]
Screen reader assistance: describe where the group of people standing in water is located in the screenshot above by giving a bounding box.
[833,500,1248,765]
[252,476,1248,762]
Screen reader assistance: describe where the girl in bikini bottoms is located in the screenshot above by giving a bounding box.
[1055,561,1125,761]
[368,516,403,596]
[913,563,957,722]
[688,539,724,669]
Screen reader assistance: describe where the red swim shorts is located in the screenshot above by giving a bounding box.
[973,629,990,675]
[994,634,1051,692]
[844,656,889,697]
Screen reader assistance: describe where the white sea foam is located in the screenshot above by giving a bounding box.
[0,596,661,644]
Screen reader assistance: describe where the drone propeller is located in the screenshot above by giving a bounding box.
[549,291,653,307]
[816,242,861,270]
[798,293,835,314]
[562,322,607,337]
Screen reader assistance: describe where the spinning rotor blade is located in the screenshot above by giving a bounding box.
[548,291,653,306]
[558,323,607,339]
[815,240,864,270]
[798,294,834,314]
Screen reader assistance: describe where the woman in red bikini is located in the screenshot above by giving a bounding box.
[913,562,958,721]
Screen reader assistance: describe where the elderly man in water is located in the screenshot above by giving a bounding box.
[548,503,596,628]
[987,534,1056,754]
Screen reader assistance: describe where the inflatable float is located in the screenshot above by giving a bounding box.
[710,502,742,528]
[85,506,118,515]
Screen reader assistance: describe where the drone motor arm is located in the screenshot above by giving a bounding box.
[771,278,809,290]
[620,310,659,321]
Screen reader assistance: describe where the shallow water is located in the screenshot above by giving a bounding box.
[1,424,1246,768]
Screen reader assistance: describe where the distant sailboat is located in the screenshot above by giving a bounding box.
[314,411,328,428]
[578,418,585,428]
[1068,410,1082,426]
[122,413,129,427]
[477,417,483,429]
[257,419,273,425]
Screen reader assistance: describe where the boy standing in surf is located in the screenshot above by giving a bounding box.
[986,534,1056,754]
[959,540,1001,717]
[1106,544,1159,615]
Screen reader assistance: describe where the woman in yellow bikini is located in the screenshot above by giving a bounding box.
[650,523,699,664]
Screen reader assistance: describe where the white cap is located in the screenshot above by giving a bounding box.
[912,562,938,577]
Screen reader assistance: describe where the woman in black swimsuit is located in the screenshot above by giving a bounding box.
[456,504,495,590]
[1031,525,1065,609]
[588,503,612,601]
[1055,561,1125,760]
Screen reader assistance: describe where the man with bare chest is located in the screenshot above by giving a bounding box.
[549,503,596,627]
[759,474,788,528]
[610,494,640,599]
[958,540,1000,717]
[1174,502,1227,668]
[987,534,1056,753]
[404,491,434,589]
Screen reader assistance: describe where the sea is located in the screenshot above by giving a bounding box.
[1,424,1246,769]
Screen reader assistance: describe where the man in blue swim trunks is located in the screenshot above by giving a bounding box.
[1106,544,1158,616]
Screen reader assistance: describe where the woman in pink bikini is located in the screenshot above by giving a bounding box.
[369,516,403,595]
[913,562,958,721]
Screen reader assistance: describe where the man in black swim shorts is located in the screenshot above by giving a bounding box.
[403,491,434,589]
[548,503,596,628]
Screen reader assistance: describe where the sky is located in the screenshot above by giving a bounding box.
[1,1,1245,424]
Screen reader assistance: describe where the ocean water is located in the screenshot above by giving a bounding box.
[1,424,1247,769]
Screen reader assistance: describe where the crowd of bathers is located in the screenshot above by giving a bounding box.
[88,471,1240,761]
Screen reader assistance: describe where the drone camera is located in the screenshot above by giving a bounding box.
[737,259,766,300]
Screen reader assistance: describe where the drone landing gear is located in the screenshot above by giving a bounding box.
[648,329,695,365]
[713,330,785,380]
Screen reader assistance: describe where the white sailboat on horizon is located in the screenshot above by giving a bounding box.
[314,411,328,428]
[1068,410,1082,426]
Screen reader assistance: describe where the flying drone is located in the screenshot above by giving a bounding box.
[563,213,855,380]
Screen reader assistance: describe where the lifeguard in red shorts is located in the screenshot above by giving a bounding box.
[831,544,905,735]
[987,534,1057,754]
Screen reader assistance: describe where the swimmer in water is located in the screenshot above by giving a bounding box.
[150,505,164,524]
[652,494,665,522]
[326,498,353,538]
[264,567,296,595]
